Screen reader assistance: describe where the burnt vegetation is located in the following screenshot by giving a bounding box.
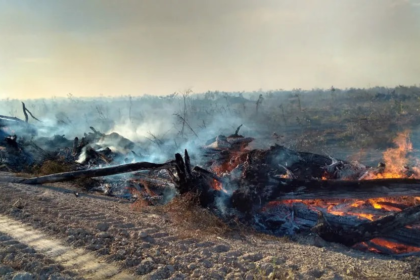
[2,86,420,257]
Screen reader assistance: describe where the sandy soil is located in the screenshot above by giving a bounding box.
[0,172,419,279]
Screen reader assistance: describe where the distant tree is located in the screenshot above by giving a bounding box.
[256,94,264,114]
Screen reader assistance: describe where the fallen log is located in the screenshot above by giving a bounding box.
[1,161,176,185]
[258,202,420,250]
[231,178,420,213]
[275,178,420,199]
[1,149,218,207]
[312,204,420,246]
[0,115,25,126]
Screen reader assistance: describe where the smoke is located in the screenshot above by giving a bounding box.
[0,93,261,168]
[76,146,88,164]
[3,85,420,169]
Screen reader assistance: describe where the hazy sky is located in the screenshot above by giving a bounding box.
[1,0,419,99]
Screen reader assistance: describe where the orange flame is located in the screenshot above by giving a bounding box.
[369,238,420,254]
[212,179,223,191]
[262,196,420,221]
[364,131,419,179]
[262,197,420,254]
[211,179,228,193]
[211,149,248,176]
[368,198,402,212]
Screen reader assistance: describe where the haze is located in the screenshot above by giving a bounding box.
[1,0,419,99]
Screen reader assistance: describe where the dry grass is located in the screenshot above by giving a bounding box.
[129,180,158,212]
[32,160,74,176]
[131,191,232,238]
[14,160,75,180]
[130,194,152,212]
[162,193,231,237]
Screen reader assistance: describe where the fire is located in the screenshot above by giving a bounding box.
[327,208,375,221]
[262,196,415,221]
[257,131,420,254]
[211,179,228,193]
[211,149,248,176]
[263,198,420,254]
[263,199,378,220]
[363,131,419,179]
[369,238,420,254]
[368,198,402,212]
[326,209,373,220]
[212,179,223,191]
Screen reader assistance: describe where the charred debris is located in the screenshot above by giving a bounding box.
[2,109,420,257]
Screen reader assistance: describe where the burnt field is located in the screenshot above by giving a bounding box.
[2,86,420,279]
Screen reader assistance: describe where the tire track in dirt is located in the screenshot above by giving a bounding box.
[0,214,135,280]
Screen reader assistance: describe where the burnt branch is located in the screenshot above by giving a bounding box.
[2,161,176,185]
[184,149,192,178]
[193,166,224,183]
[146,132,164,148]
[21,102,28,123]
[234,124,243,136]
[22,102,41,122]
[174,114,198,138]
[90,126,105,137]
[25,108,41,122]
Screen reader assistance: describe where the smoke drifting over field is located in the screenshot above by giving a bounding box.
[0,91,254,164]
[2,86,420,167]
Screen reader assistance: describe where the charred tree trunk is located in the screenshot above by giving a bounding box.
[231,178,420,213]
[258,200,420,249]
[72,137,79,155]
[312,204,420,246]
[171,150,218,207]
[273,178,420,200]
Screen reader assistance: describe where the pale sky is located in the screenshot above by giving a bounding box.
[1,0,419,99]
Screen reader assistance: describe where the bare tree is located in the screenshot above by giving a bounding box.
[256,94,264,114]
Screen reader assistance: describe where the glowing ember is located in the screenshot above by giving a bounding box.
[368,198,402,212]
[369,238,420,254]
[211,179,228,193]
[212,179,223,191]
[211,149,248,176]
[262,196,419,222]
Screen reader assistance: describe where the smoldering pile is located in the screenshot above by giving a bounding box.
[4,109,420,257]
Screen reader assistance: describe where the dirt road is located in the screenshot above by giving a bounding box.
[0,172,419,279]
